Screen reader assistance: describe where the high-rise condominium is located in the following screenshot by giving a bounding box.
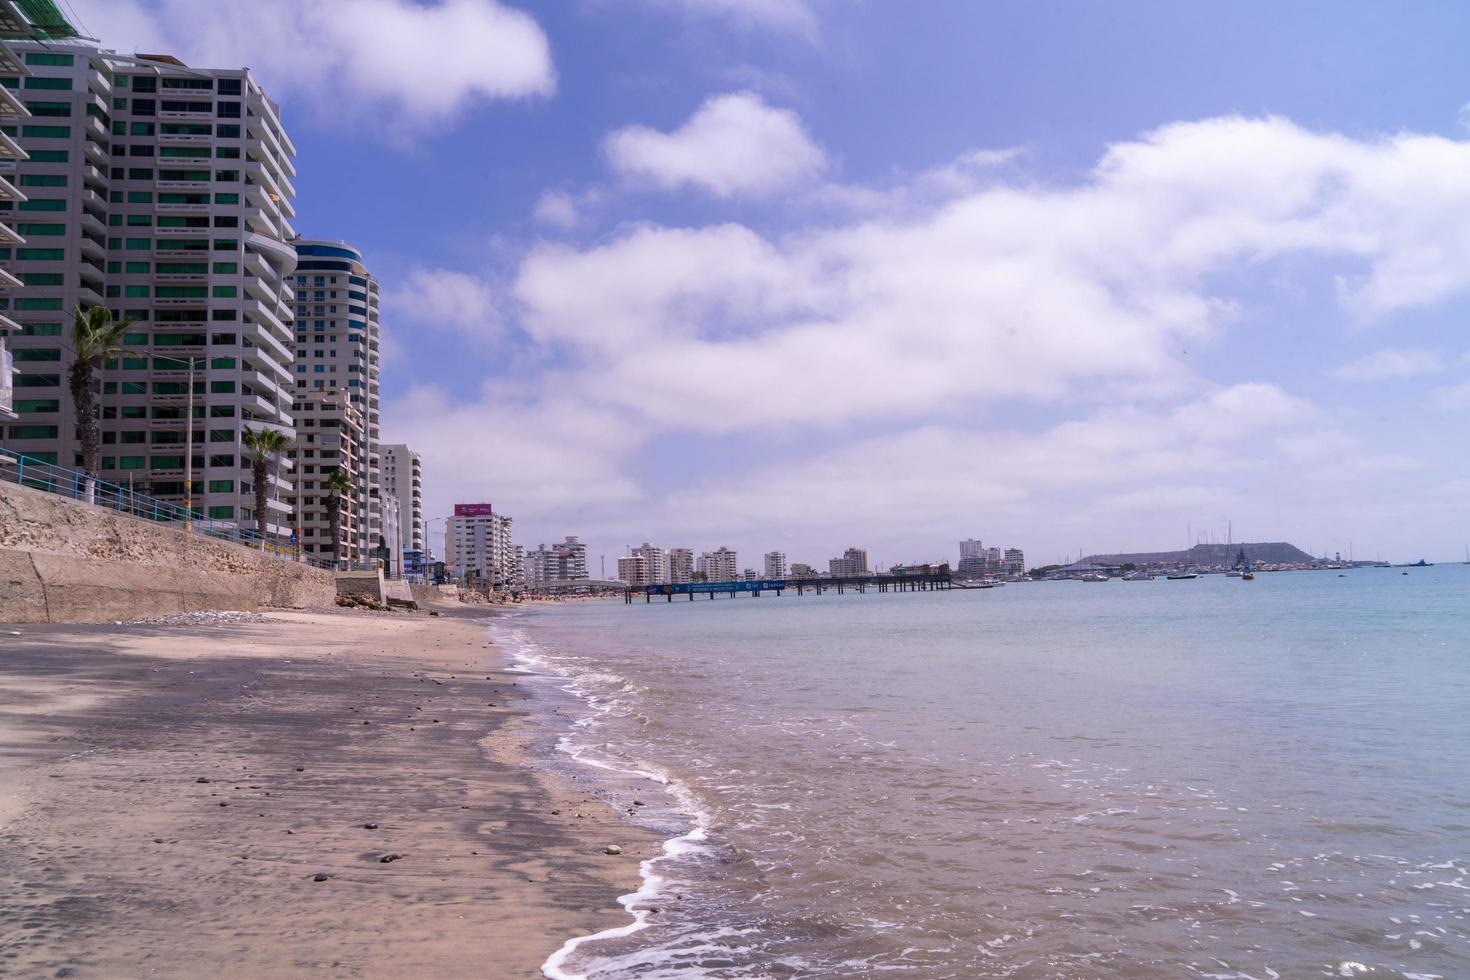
[1,43,298,530]
[763,550,787,579]
[380,442,423,552]
[289,240,380,560]
[631,541,669,584]
[445,503,514,589]
[697,546,738,582]
[667,547,693,584]
[0,27,25,424]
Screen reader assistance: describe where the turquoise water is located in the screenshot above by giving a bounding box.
[505,566,1470,979]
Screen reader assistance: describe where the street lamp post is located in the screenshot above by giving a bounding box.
[183,355,196,530]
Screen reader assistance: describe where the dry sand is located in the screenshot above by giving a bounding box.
[0,607,660,978]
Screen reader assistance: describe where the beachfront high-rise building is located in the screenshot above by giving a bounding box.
[526,535,588,584]
[0,27,25,426]
[632,542,669,584]
[829,546,869,577]
[291,240,380,558]
[445,502,514,589]
[380,442,422,552]
[616,553,650,586]
[1004,548,1025,577]
[285,388,363,564]
[959,538,984,561]
[0,44,299,531]
[697,546,738,582]
[668,547,693,584]
[763,551,787,579]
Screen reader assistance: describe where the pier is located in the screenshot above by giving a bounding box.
[625,571,953,603]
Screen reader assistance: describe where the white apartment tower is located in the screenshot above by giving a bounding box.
[631,542,669,584]
[380,442,422,551]
[291,240,380,558]
[445,503,514,590]
[763,550,787,579]
[697,546,738,582]
[526,535,588,584]
[0,44,299,530]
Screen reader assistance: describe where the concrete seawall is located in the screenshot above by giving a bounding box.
[0,480,337,624]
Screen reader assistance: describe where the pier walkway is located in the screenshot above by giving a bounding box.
[625,571,953,603]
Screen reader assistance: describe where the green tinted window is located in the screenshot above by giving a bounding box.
[22,77,70,90]
[16,248,63,260]
[18,199,65,211]
[24,54,73,66]
[20,125,67,138]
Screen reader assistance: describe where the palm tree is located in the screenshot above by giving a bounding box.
[67,305,136,480]
[241,425,292,538]
[322,469,353,569]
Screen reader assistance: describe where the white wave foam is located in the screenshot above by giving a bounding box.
[486,620,722,979]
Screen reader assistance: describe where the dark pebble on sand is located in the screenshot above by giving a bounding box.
[219,802,228,807]
[296,767,304,772]
[313,873,330,882]
[153,838,164,844]
[196,777,210,783]
[379,853,403,863]
[363,822,378,830]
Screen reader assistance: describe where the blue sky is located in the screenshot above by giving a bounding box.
[77,0,1470,569]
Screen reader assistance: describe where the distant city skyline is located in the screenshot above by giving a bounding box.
[71,0,1470,567]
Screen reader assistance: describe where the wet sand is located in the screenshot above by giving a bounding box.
[0,608,658,978]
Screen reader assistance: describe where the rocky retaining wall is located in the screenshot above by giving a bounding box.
[0,480,337,624]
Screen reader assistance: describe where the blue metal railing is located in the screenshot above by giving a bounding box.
[0,449,336,571]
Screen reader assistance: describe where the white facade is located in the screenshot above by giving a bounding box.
[1004,548,1025,576]
[763,551,787,579]
[3,44,299,529]
[960,538,984,560]
[292,240,380,557]
[697,546,738,582]
[380,443,422,551]
[525,535,588,584]
[445,506,514,589]
[632,542,669,584]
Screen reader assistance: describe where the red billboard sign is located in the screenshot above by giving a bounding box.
[453,503,494,517]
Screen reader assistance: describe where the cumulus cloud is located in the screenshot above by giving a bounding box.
[605,92,827,197]
[530,187,606,230]
[1332,348,1444,381]
[382,383,645,527]
[516,116,1470,437]
[71,0,555,129]
[383,267,501,336]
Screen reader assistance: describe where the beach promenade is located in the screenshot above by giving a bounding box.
[0,607,656,978]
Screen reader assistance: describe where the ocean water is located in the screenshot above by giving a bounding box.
[498,566,1470,979]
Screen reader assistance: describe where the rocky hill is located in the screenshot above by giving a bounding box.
[1085,542,1315,567]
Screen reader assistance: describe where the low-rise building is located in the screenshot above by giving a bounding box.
[790,562,817,579]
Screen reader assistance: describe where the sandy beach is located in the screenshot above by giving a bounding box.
[0,607,659,978]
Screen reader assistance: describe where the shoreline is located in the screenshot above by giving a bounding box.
[492,609,715,979]
[0,606,661,978]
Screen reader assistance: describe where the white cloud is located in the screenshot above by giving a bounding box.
[605,92,827,197]
[530,187,606,230]
[383,267,500,336]
[516,116,1470,436]
[1332,348,1444,381]
[1434,378,1470,410]
[382,383,645,530]
[71,0,554,130]
[652,0,819,38]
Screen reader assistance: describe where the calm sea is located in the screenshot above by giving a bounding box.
[498,566,1470,979]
